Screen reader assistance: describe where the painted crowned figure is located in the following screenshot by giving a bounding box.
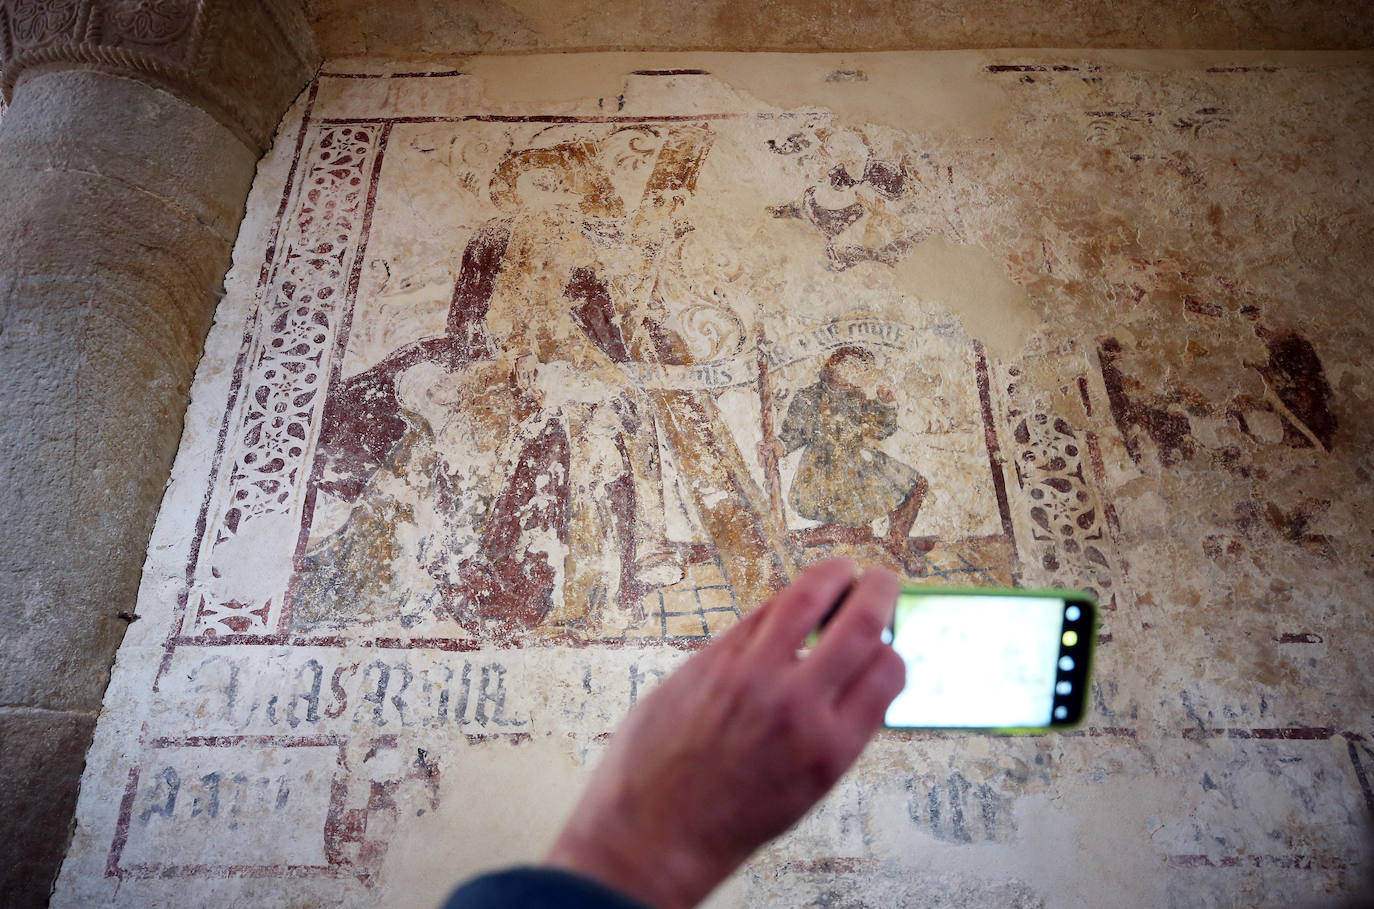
[460,134,687,634]
[299,125,791,640]
[466,127,792,632]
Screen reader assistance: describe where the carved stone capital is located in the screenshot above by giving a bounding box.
[0,0,319,150]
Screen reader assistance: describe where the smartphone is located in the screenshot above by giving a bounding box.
[882,587,1096,732]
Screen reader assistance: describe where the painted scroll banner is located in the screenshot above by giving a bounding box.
[623,317,920,391]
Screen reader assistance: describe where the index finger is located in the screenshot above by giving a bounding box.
[804,567,900,689]
[749,558,857,658]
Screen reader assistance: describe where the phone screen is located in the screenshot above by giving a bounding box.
[884,590,1092,729]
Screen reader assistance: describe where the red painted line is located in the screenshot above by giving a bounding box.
[1347,739,1374,818]
[145,735,345,748]
[117,862,366,881]
[166,632,712,651]
[1077,375,1093,416]
[170,633,366,647]
[151,644,176,693]
[319,70,470,79]
[315,113,746,125]
[1244,727,1338,740]
[1081,433,1125,581]
[171,634,294,646]
[1181,727,1345,741]
[295,635,349,647]
[1083,110,1161,118]
[104,767,140,879]
[884,726,1138,741]
[1061,726,1137,738]
[1166,854,1348,870]
[372,637,485,652]
[779,857,878,873]
[985,64,1099,73]
[464,732,533,746]
[973,341,1018,551]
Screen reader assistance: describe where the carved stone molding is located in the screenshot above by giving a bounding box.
[0,0,319,151]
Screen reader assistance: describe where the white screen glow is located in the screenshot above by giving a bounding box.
[885,593,1065,728]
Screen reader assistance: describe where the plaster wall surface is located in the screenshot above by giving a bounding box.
[56,51,1374,907]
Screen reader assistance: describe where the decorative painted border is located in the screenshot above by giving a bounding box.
[181,96,388,637]
[996,358,1127,611]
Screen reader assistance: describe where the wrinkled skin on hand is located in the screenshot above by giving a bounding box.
[546,559,906,909]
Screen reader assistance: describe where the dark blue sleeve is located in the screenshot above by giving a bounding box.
[443,866,653,909]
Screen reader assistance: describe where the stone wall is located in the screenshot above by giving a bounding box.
[0,3,317,905]
[54,52,1373,906]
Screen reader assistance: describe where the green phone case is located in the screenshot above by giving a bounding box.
[880,584,1099,735]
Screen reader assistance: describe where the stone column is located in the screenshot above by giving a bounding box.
[0,3,317,904]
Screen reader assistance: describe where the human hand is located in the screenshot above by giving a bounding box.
[512,353,542,398]
[544,559,905,909]
[756,438,786,465]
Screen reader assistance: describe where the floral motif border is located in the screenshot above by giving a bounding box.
[183,120,386,636]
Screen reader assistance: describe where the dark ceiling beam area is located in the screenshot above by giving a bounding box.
[305,0,1374,57]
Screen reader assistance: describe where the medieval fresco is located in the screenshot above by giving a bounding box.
[55,56,1372,908]
[186,113,1014,649]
